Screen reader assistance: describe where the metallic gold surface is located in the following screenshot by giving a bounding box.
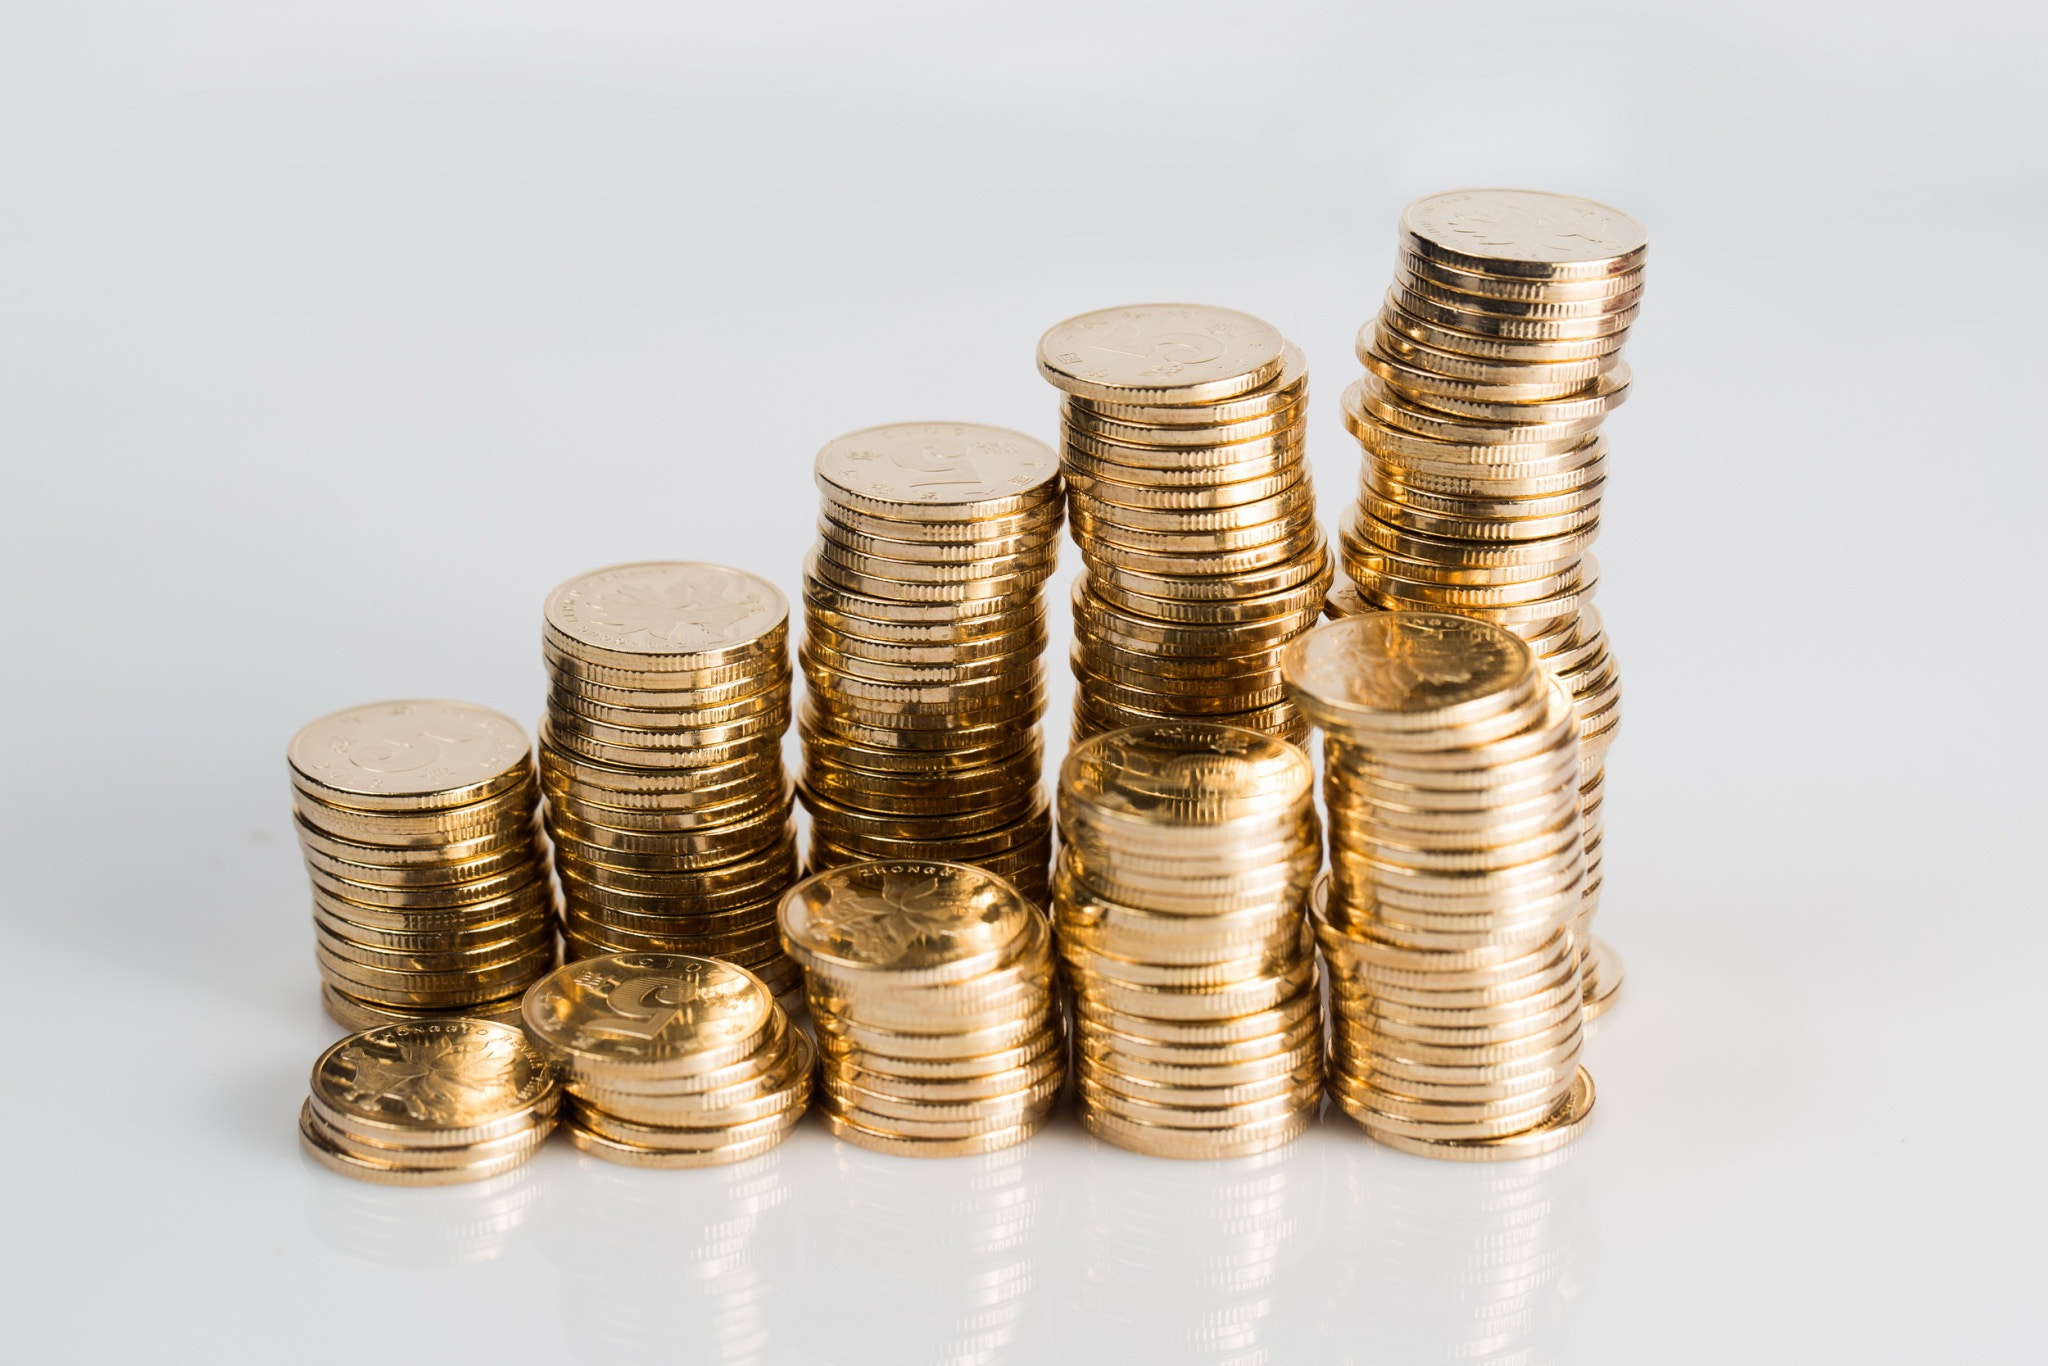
[781,860,1063,1157]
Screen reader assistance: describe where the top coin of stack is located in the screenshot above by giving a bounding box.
[1337,189,1645,1015]
[540,562,801,997]
[1283,612,1595,1161]
[289,700,556,1029]
[297,1018,560,1185]
[1055,722,1324,1158]
[1039,303,1332,748]
[798,424,1062,905]
[780,860,1065,1157]
[523,951,813,1169]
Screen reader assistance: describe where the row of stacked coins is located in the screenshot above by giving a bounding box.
[1055,723,1325,1158]
[298,1019,559,1185]
[289,700,556,1028]
[522,952,813,1168]
[780,860,1065,1156]
[798,424,1062,905]
[1284,612,1595,1160]
[539,562,802,996]
[1336,188,1645,1015]
[1038,304,1332,746]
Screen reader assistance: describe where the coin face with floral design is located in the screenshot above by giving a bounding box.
[310,1019,553,1133]
[779,860,1033,980]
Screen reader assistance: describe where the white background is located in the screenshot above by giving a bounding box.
[2,2,2044,1361]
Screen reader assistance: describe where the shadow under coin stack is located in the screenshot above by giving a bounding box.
[523,952,812,1168]
[297,1019,559,1185]
[780,860,1064,1156]
[1038,304,1330,747]
[1337,189,1646,1016]
[1283,612,1595,1161]
[289,700,556,1029]
[798,424,1063,906]
[540,562,801,996]
[1056,722,1324,1158]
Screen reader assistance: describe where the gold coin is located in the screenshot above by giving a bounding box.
[821,499,1061,547]
[819,1106,1047,1157]
[1068,343,1305,425]
[1392,266,1643,321]
[319,983,525,1032]
[821,1066,1061,1124]
[1077,1074,1319,1130]
[289,700,532,813]
[823,1091,1059,1141]
[1083,1057,1319,1111]
[306,1018,556,1145]
[523,951,777,1077]
[813,422,1060,522]
[299,1104,547,1185]
[1079,1105,1308,1159]
[1399,189,1646,280]
[778,860,1048,987]
[567,1096,803,1151]
[565,1120,795,1169]
[544,562,788,670]
[810,1002,1047,1059]
[1079,1023,1320,1083]
[1039,304,1286,404]
[303,1103,554,1169]
[298,837,543,890]
[1280,611,1540,740]
[824,1030,1060,1082]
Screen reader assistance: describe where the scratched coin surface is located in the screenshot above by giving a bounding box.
[1402,189,1647,275]
[815,423,1059,511]
[779,859,1033,979]
[1060,722,1312,828]
[309,1019,554,1133]
[289,700,530,804]
[522,952,776,1069]
[545,562,788,660]
[1038,304,1287,403]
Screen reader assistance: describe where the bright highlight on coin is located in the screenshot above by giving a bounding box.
[780,860,1064,1156]
[540,562,802,996]
[1040,304,1330,746]
[289,700,557,1028]
[798,424,1061,904]
[1333,188,1643,1015]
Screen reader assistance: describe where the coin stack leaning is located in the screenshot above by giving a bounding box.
[798,424,1062,906]
[1337,189,1645,1016]
[780,860,1064,1156]
[289,700,557,1028]
[540,562,801,997]
[298,1018,559,1185]
[1283,612,1595,1161]
[1038,303,1331,747]
[1055,722,1325,1158]
[523,952,813,1169]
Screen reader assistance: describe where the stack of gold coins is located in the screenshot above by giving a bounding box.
[522,952,812,1168]
[1055,722,1324,1158]
[797,424,1062,905]
[539,562,801,996]
[289,700,556,1028]
[1337,189,1645,1015]
[297,1018,559,1184]
[779,860,1063,1156]
[1283,612,1595,1161]
[1038,303,1331,747]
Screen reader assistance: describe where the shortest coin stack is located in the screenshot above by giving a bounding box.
[1056,723,1325,1158]
[289,700,557,1029]
[523,952,812,1169]
[298,1018,559,1185]
[781,860,1064,1156]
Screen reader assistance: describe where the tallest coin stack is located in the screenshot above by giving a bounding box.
[1040,304,1331,748]
[1335,189,1645,1015]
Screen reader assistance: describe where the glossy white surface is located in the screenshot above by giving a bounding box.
[2,2,2042,1361]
